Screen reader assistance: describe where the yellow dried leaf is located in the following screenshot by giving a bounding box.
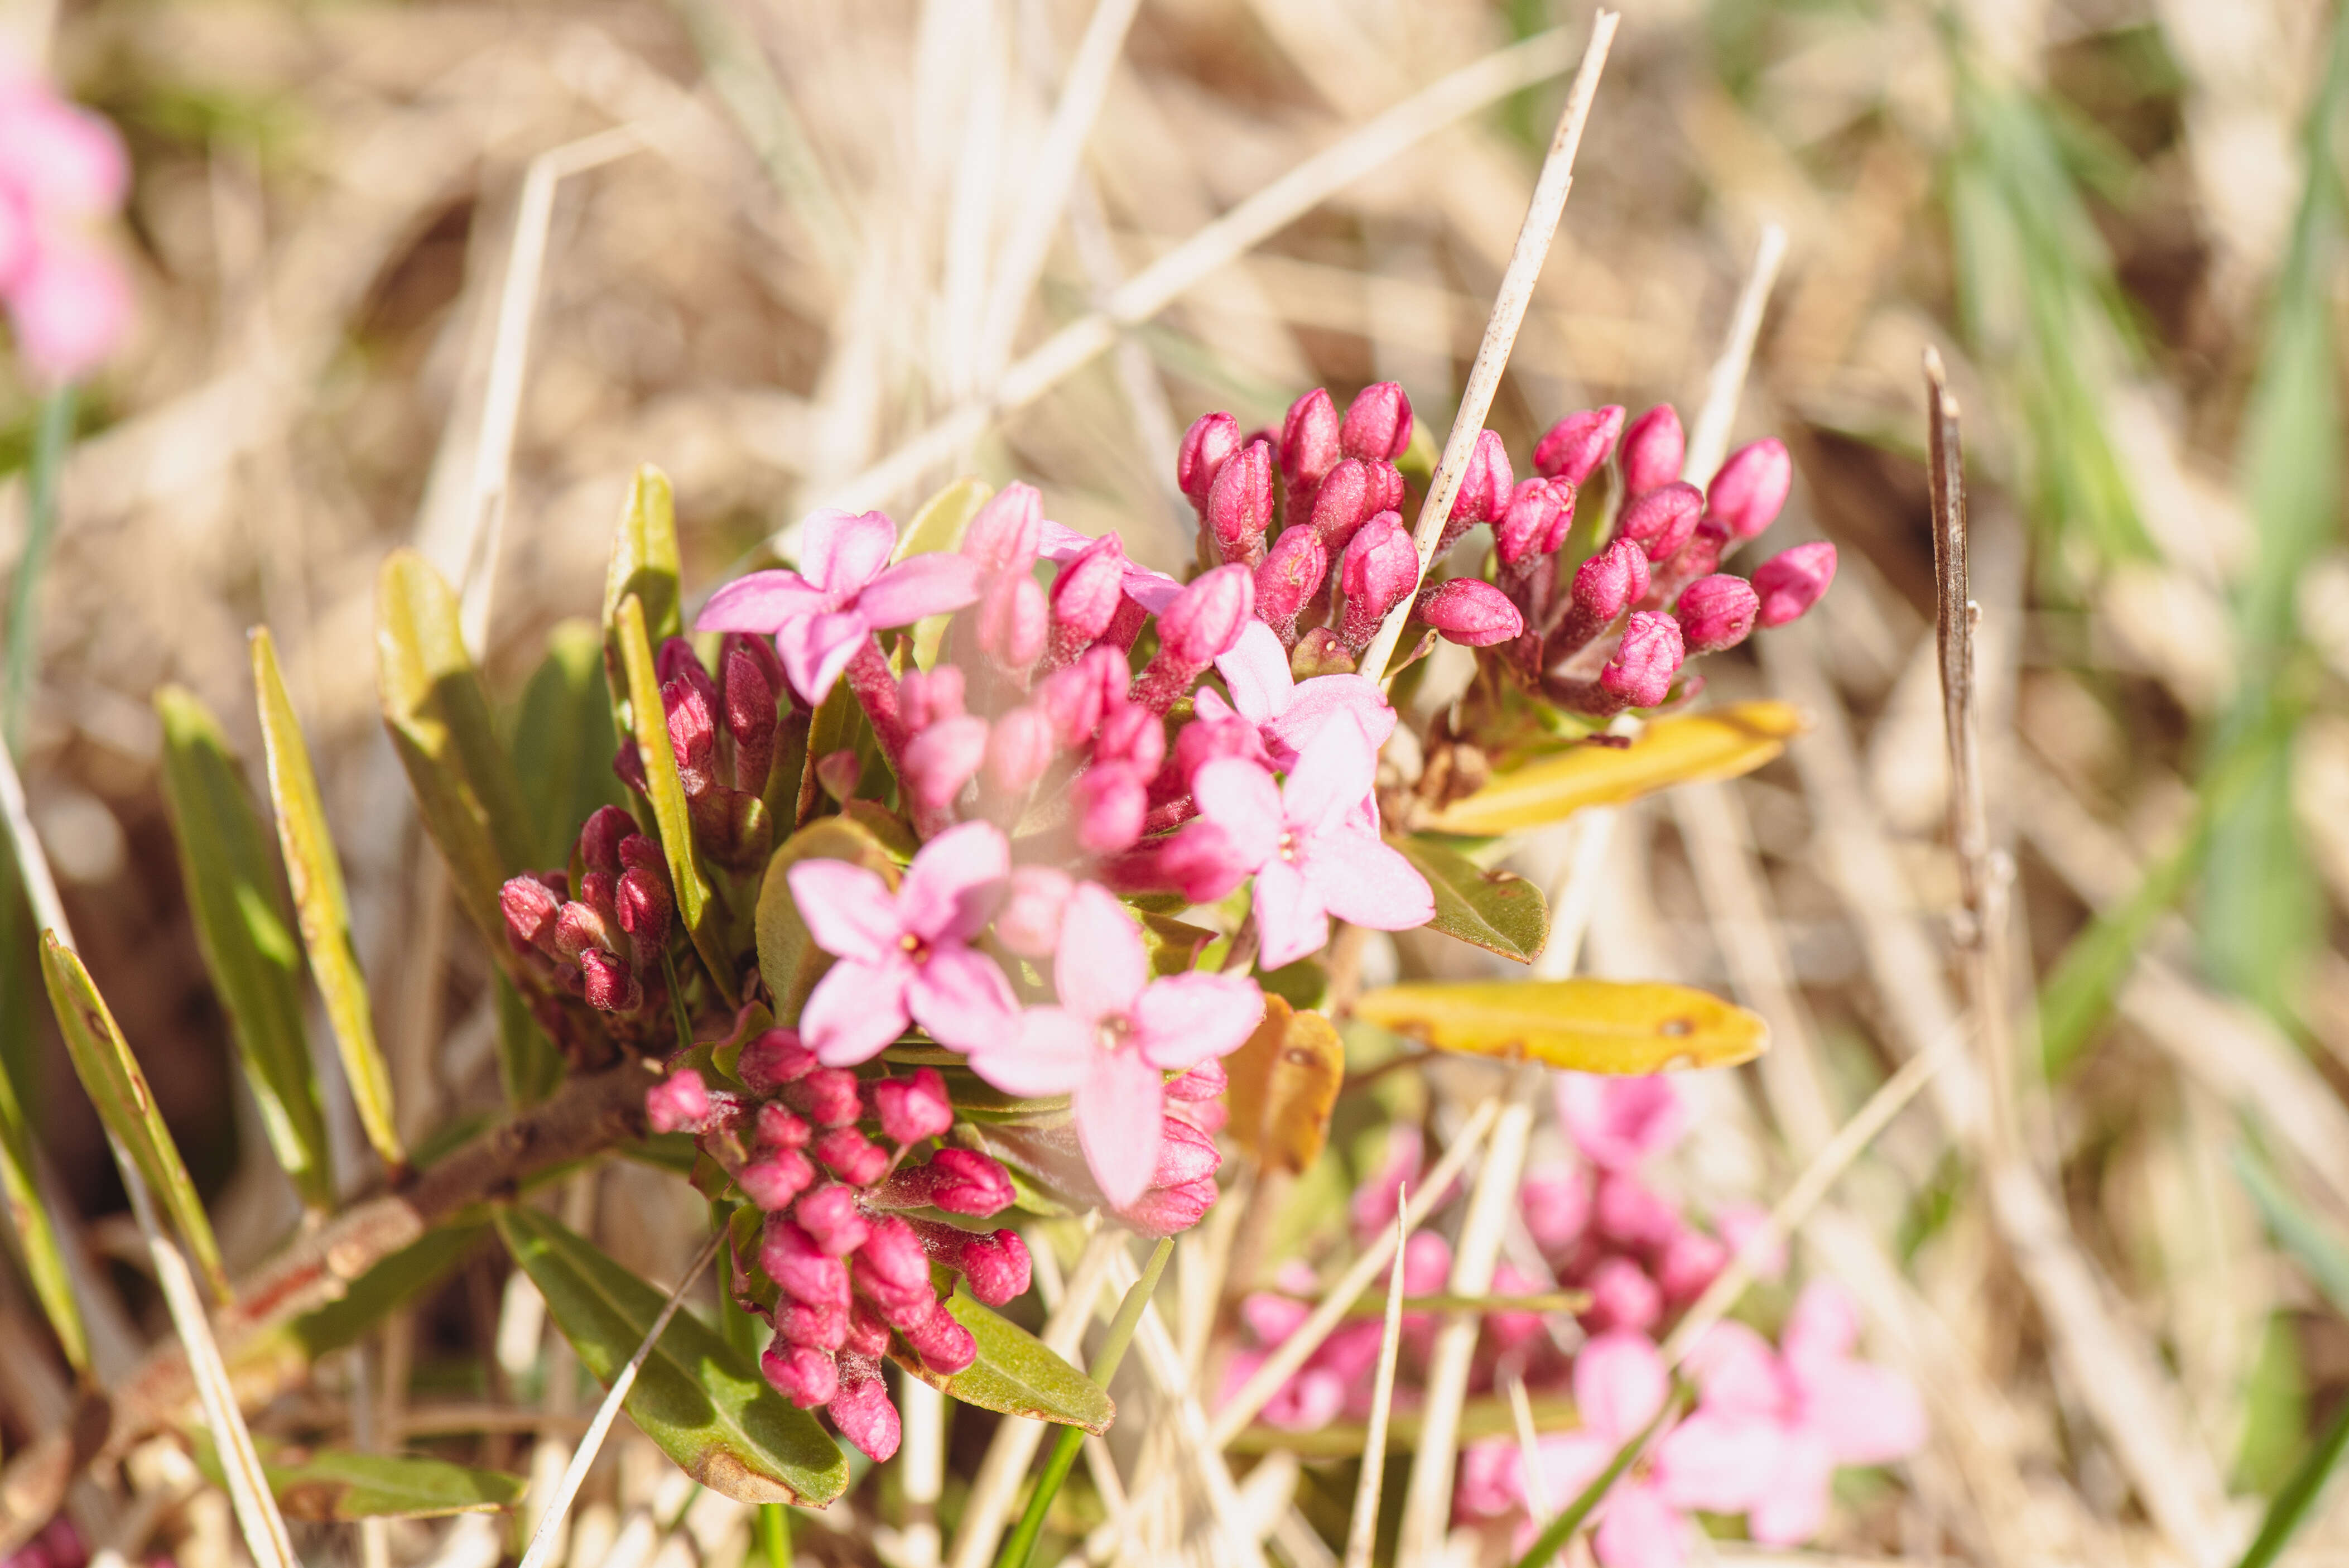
[1352,979,1766,1074]
[1428,701,1803,836]
[1224,995,1345,1173]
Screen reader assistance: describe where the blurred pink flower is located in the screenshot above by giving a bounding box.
[1556,1072,1687,1170]
[968,882,1262,1206]
[7,237,128,382]
[0,63,132,381]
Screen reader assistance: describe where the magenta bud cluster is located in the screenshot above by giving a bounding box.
[500,805,676,1025]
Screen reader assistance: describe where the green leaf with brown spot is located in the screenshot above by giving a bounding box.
[1394,834,1548,963]
[887,1288,1112,1432]
[1352,979,1766,1075]
[755,815,898,1027]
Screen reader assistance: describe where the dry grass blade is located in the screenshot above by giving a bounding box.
[1355,10,1620,686]
[1680,223,1787,483]
[1340,1201,1409,1568]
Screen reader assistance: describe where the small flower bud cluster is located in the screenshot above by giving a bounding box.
[613,637,787,870]
[500,805,676,1022]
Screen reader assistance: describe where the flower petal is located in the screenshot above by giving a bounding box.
[1052,882,1149,1025]
[855,554,986,627]
[1794,1358,1927,1466]
[1279,713,1378,835]
[786,858,903,962]
[1653,1411,1778,1515]
[1191,759,1283,868]
[1133,972,1265,1071]
[1303,828,1433,932]
[798,508,897,595]
[898,820,1011,944]
[1269,674,1396,762]
[1213,622,1294,725]
[695,570,830,633]
[1781,1278,1861,1371]
[1530,1432,1615,1511]
[1591,1479,1687,1568]
[1746,1430,1836,1547]
[776,610,868,704]
[967,1006,1096,1098]
[801,959,912,1066]
[1574,1330,1669,1444]
[908,945,1019,1054]
[1072,1047,1164,1209]
[1251,857,1328,971]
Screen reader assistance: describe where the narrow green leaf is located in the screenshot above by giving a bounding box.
[615,594,736,1004]
[494,973,564,1109]
[0,1037,84,1369]
[155,685,333,1209]
[1395,834,1548,963]
[1353,979,1766,1074]
[754,816,897,1027]
[377,550,538,950]
[888,1290,1113,1433]
[1226,1393,1577,1456]
[2236,1396,2349,1568]
[251,629,403,1173]
[1509,1391,1677,1568]
[40,934,230,1298]
[495,1208,848,1506]
[291,1222,487,1357]
[513,618,625,864]
[192,1435,524,1522]
[2233,1144,2349,1319]
[602,466,683,740]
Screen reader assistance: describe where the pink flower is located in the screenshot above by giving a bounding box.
[0,72,128,220]
[1185,715,1433,969]
[787,820,1017,1066]
[1208,621,1395,771]
[7,237,128,382]
[1038,520,1184,612]
[697,509,984,703]
[1556,1073,1687,1170]
[966,883,1262,1206]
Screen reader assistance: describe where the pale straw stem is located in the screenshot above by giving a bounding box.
[1355,11,1620,687]
[1679,223,1787,485]
[1340,1202,1410,1568]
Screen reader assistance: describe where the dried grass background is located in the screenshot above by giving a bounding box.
[3,0,2349,1564]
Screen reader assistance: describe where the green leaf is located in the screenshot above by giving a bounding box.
[493,972,563,1109]
[1427,702,1802,835]
[1395,834,1547,963]
[155,685,333,1209]
[377,550,538,951]
[2235,1398,2349,1568]
[193,1435,523,1521]
[0,1033,84,1369]
[495,1208,848,1506]
[251,629,403,1173]
[615,594,735,1004]
[2233,1143,2349,1319]
[755,816,898,1027]
[290,1223,486,1357]
[1352,979,1767,1074]
[890,1288,1112,1433]
[1227,1393,1577,1456]
[513,618,625,864]
[40,934,230,1298]
[602,465,684,740]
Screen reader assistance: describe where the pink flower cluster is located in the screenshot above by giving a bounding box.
[500,804,677,1031]
[0,60,131,381]
[643,1040,1031,1465]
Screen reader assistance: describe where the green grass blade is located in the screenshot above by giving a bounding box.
[251,628,404,1174]
[2232,1143,2349,1317]
[512,618,624,864]
[0,1025,84,1369]
[155,685,333,1209]
[2235,1396,2349,1568]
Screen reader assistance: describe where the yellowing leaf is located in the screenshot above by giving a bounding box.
[615,594,734,1004]
[1352,979,1766,1074]
[601,465,682,739]
[754,816,898,1027]
[1428,701,1803,836]
[1223,995,1344,1175]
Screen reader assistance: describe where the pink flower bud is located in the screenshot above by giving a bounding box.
[995,865,1072,959]
[760,1338,837,1408]
[1340,381,1412,461]
[757,1102,812,1151]
[1118,1176,1217,1237]
[778,1295,850,1351]
[612,739,649,795]
[646,1069,710,1133]
[1449,429,1513,526]
[1707,438,1792,541]
[663,679,717,794]
[1156,1115,1222,1188]
[1521,1164,1590,1253]
[1533,405,1625,484]
[1254,525,1327,633]
[1594,1170,1681,1248]
[1070,764,1146,853]
[723,645,779,791]
[579,805,634,876]
[1047,533,1127,658]
[784,1066,863,1128]
[902,713,989,811]
[899,666,966,730]
[956,1229,1032,1306]
[983,705,1056,797]
[500,876,562,956]
[581,949,642,1012]
[1279,388,1341,505]
[1307,458,1380,554]
[902,1306,978,1375]
[740,1149,816,1211]
[816,1126,889,1186]
[1138,565,1254,710]
[1165,1059,1227,1102]
[1177,412,1241,509]
[1620,403,1684,498]
[878,1146,1015,1216]
[1673,573,1759,654]
[616,865,672,954]
[1038,647,1119,747]
[1751,541,1836,627]
[1584,1256,1662,1333]
[1205,441,1275,567]
[1618,481,1703,562]
[962,482,1043,573]
[828,1358,901,1461]
[976,570,1048,673]
[1402,1231,1452,1295]
[1418,578,1523,647]
[657,638,718,704]
[1657,1228,1729,1305]
[845,1299,893,1357]
[1573,537,1652,621]
[796,1183,873,1256]
[1174,711,1269,787]
[1337,512,1417,648]
[870,1068,952,1147]
[814,748,861,802]
[1600,612,1684,708]
[854,1215,933,1297]
[1495,479,1568,566]
[739,1030,816,1094]
[762,1218,850,1306]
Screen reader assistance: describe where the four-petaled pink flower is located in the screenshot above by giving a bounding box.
[1207,621,1395,770]
[789,820,1018,1066]
[0,62,132,382]
[1183,715,1433,970]
[699,508,984,703]
[967,882,1262,1206]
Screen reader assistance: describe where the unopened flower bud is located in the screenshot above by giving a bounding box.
[1039,646,1123,745]
[1308,458,1380,554]
[663,679,718,795]
[879,1147,1016,1216]
[500,876,562,956]
[844,1299,893,1357]
[1620,404,1684,498]
[1095,701,1165,774]
[1070,764,1145,853]
[1673,574,1759,654]
[1448,429,1513,527]
[1751,541,1836,627]
[740,1149,816,1211]
[796,1183,873,1256]
[1495,479,1568,566]
[612,739,648,795]
[1337,512,1417,650]
[645,1069,710,1133]
[827,1360,901,1461]
[1174,711,1268,787]
[963,482,1043,573]
[784,1066,863,1128]
[617,866,672,954]
[724,646,779,792]
[1707,438,1792,542]
[816,1126,889,1187]
[815,748,861,802]
[1279,388,1341,510]
[1165,1059,1227,1102]
[761,1218,850,1306]
[757,1101,812,1150]
[873,1068,953,1146]
[976,570,1047,673]
[1205,440,1275,567]
[1657,1229,1729,1305]
[1340,381,1412,461]
[760,1338,837,1408]
[1585,1256,1662,1333]
[983,705,1056,797]
[1600,612,1685,708]
[1136,565,1254,711]
[902,714,989,811]
[1118,1176,1217,1237]
[902,1306,978,1375]
[1533,405,1625,484]
[1418,578,1524,647]
[1254,525,1327,634]
[959,1229,1032,1306]
[1619,481,1703,562]
[579,805,634,876]
[1046,533,1127,663]
[779,1295,850,1353]
[854,1215,931,1297]
[899,667,966,730]
[657,638,718,705]
[739,1029,816,1094]
[997,865,1072,958]
[1574,537,1651,621]
[1177,412,1241,510]
[580,949,642,1012]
